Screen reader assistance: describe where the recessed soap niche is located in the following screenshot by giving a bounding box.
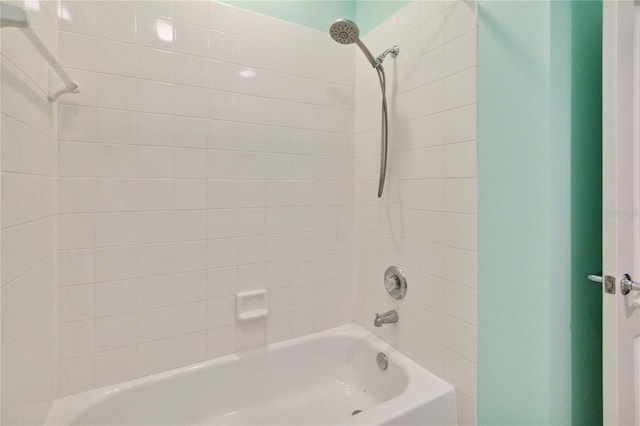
[236,290,268,321]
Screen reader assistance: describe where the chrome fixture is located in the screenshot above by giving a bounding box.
[329,19,399,198]
[376,45,400,67]
[1,2,79,101]
[384,266,407,300]
[376,352,388,370]
[374,310,398,327]
[621,273,640,295]
[587,272,640,295]
[587,272,616,294]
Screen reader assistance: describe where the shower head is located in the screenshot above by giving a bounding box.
[329,18,377,67]
[329,19,359,45]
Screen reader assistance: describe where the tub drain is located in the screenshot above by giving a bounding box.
[352,410,362,416]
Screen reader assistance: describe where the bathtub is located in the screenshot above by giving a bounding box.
[45,324,456,425]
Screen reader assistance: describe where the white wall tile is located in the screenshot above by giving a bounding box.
[355,1,477,416]
[50,0,364,399]
[445,67,476,109]
[137,14,175,50]
[57,356,94,397]
[59,213,95,250]
[175,118,208,148]
[96,109,138,145]
[174,271,208,303]
[174,241,207,273]
[138,46,174,83]
[207,325,236,358]
[95,313,137,351]
[445,141,477,178]
[445,1,477,42]
[95,144,137,178]
[95,213,137,247]
[58,249,95,287]
[138,275,175,310]
[138,113,174,146]
[175,179,207,210]
[175,148,207,179]
[238,263,266,292]
[207,297,235,328]
[57,284,95,325]
[139,80,175,115]
[95,179,137,212]
[58,1,95,35]
[174,210,207,242]
[266,313,290,344]
[209,89,237,121]
[95,280,137,317]
[208,238,238,269]
[208,2,239,34]
[174,54,209,88]
[137,307,173,343]
[208,150,238,180]
[445,30,477,75]
[137,146,174,178]
[96,246,137,283]
[445,104,476,144]
[96,74,138,111]
[94,346,137,387]
[174,22,210,57]
[136,338,173,377]
[174,301,207,335]
[173,331,207,367]
[136,212,175,244]
[96,38,137,77]
[175,85,209,118]
[95,2,136,43]
[59,31,96,71]
[58,320,95,359]
[137,1,174,19]
[137,179,174,211]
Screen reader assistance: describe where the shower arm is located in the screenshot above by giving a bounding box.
[375,45,400,68]
[356,41,400,70]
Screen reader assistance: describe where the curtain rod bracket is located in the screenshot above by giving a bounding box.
[1,2,79,102]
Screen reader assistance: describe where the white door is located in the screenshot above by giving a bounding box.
[603,1,640,424]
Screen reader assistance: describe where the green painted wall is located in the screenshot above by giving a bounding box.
[570,1,603,424]
[356,1,409,34]
[478,2,560,423]
[221,1,407,34]
[222,1,356,32]
[478,0,602,424]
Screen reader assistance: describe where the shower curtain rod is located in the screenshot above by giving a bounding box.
[0,2,79,101]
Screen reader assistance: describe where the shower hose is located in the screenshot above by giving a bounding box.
[375,64,388,198]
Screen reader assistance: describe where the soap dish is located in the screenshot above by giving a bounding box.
[236,290,268,321]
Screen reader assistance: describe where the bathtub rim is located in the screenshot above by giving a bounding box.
[45,322,456,426]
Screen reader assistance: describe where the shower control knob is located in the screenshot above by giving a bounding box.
[385,275,400,292]
[384,266,407,300]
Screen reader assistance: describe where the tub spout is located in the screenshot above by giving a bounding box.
[374,310,398,327]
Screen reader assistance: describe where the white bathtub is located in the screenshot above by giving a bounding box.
[45,324,456,425]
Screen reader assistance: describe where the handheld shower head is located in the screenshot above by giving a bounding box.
[329,18,377,67]
[329,18,400,198]
[329,19,359,45]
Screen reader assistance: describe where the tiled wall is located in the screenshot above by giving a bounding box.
[1,1,479,423]
[354,1,477,424]
[1,1,59,424]
[55,0,355,397]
